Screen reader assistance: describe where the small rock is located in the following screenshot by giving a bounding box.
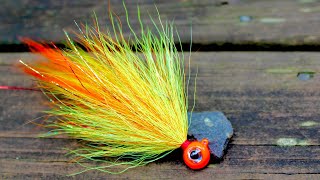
[188,111,233,159]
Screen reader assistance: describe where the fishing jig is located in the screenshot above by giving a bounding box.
[19,4,233,174]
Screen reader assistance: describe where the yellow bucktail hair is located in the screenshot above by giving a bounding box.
[21,4,189,174]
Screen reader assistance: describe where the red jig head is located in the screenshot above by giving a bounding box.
[181,138,211,170]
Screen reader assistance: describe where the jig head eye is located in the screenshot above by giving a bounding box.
[189,148,202,163]
[181,138,210,170]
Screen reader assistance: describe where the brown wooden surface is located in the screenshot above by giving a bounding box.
[1,52,320,179]
[3,0,320,45]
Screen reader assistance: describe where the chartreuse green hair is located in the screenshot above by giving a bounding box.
[20,4,190,174]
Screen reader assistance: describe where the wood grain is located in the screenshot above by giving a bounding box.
[1,52,320,179]
[3,0,320,45]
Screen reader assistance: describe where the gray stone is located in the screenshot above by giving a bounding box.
[188,111,233,159]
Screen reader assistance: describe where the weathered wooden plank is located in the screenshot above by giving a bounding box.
[3,52,320,87]
[2,0,320,45]
[1,139,320,178]
[2,172,319,180]
[1,52,320,178]
[1,157,320,180]
[1,137,319,161]
[1,143,320,174]
[1,52,320,143]
[2,88,320,145]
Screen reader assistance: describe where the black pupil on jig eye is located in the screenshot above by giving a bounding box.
[190,150,201,160]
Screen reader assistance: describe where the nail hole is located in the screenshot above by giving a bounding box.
[220,1,229,5]
[239,16,253,22]
[216,1,229,6]
[297,72,315,81]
